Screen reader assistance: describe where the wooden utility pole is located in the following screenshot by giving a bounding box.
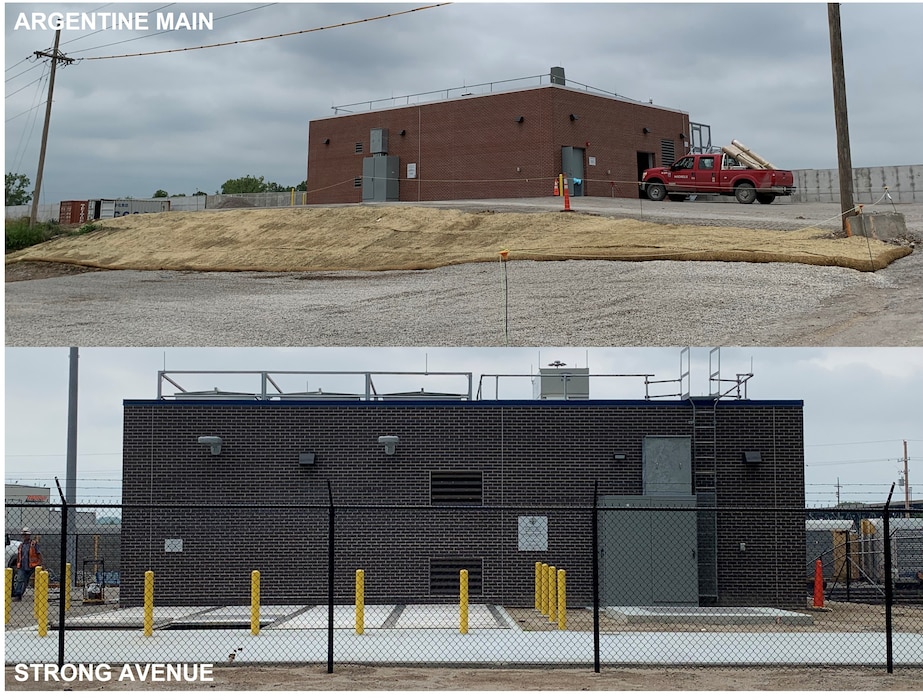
[827,3,855,232]
[29,30,73,227]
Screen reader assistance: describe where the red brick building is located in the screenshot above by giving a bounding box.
[306,69,691,203]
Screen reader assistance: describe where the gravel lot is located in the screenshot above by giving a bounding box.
[6,198,921,347]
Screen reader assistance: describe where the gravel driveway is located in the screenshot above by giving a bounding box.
[5,199,921,347]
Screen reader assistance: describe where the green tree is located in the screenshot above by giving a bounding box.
[295,180,307,192]
[220,175,268,194]
[152,189,169,198]
[5,172,32,206]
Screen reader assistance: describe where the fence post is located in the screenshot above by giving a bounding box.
[326,480,335,674]
[592,480,600,673]
[56,478,69,667]
[143,570,154,637]
[355,569,365,635]
[883,485,895,674]
[250,570,260,636]
[459,569,469,635]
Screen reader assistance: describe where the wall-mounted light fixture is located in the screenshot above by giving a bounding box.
[742,451,762,465]
[299,451,316,466]
[378,435,400,456]
[322,138,330,145]
[569,114,579,121]
[197,436,222,455]
[399,129,406,136]
[515,116,524,123]
[680,133,687,139]
[642,128,651,134]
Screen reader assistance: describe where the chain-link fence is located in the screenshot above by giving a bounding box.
[5,499,922,672]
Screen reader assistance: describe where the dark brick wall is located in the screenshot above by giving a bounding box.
[121,399,803,608]
[306,85,689,203]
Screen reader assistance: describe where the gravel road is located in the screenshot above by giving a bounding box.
[6,198,921,347]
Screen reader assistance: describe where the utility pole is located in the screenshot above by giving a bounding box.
[903,439,910,517]
[827,3,855,232]
[29,30,74,227]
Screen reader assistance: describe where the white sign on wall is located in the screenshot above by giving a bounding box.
[164,538,183,553]
[518,515,548,551]
[407,163,417,179]
[588,156,597,166]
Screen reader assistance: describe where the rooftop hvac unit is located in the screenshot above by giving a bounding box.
[532,366,589,400]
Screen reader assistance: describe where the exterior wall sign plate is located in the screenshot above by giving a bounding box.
[518,515,548,551]
[164,538,183,553]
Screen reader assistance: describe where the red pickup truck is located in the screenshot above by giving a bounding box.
[641,151,796,204]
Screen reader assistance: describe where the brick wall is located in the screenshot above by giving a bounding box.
[121,399,804,608]
[306,85,689,203]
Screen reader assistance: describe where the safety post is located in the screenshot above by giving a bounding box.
[5,568,11,624]
[250,570,261,636]
[548,566,557,623]
[459,569,469,634]
[534,561,541,610]
[540,563,549,615]
[64,563,71,612]
[143,570,154,637]
[812,559,824,608]
[558,174,564,197]
[557,569,567,630]
[32,565,44,618]
[36,569,49,637]
[355,569,365,635]
[561,176,573,212]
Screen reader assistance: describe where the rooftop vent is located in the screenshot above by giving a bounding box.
[532,362,589,400]
[550,66,566,86]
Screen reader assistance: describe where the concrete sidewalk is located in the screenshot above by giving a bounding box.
[6,604,923,666]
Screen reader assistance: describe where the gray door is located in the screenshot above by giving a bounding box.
[561,147,585,195]
[598,495,699,606]
[362,155,400,202]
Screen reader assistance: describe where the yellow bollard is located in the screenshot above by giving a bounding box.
[355,569,365,635]
[548,566,557,623]
[143,570,154,637]
[5,569,11,624]
[33,565,42,618]
[251,570,261,636]
[534,562,541,610]
[65,563,72,612]
[540,563,549,616]
[459,569,469,635]
[557,569,567,630]
[36,569,49,637]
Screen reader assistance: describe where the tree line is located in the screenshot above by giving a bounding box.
[5,172,307,205]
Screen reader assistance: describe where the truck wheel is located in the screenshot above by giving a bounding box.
[756,193,776,205]
[735,183,757,204]
[646,183,667,201]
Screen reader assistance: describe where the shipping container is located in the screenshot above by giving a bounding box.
[89,198,171,219]
[58,200,90,225]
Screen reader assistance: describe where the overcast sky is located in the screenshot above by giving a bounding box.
[5,1,923,203]
[4,346,922,509]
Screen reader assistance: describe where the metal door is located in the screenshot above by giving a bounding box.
[598,495,698,606]
[561,147,585,195]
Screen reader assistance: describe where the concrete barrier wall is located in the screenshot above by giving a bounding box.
[792,164,922,204]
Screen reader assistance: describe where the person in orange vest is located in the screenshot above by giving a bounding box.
[11,528,43,601]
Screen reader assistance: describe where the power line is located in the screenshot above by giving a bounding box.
[81,3,451,61]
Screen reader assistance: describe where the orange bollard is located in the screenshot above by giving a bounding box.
[561,177,573,212]
[812,559,824,608]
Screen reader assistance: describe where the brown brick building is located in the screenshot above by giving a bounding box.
[306,68,690,203]
[119,370,805,610]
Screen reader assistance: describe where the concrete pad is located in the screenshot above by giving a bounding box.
[275,604,396,630]
[391,604,508,629]
[167,605,305,628]
[845,212,907,239]
[604,606,814,626]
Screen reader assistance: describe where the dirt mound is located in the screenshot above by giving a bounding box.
[5,205,912,273]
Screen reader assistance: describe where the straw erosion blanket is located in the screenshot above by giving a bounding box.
[5,205,912,273]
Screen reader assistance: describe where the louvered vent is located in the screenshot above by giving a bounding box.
[430,471,483,505]
[661,139,676,167]
[429,559,483,596]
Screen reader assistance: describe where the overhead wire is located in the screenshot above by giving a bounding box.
[79,3,451,60]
